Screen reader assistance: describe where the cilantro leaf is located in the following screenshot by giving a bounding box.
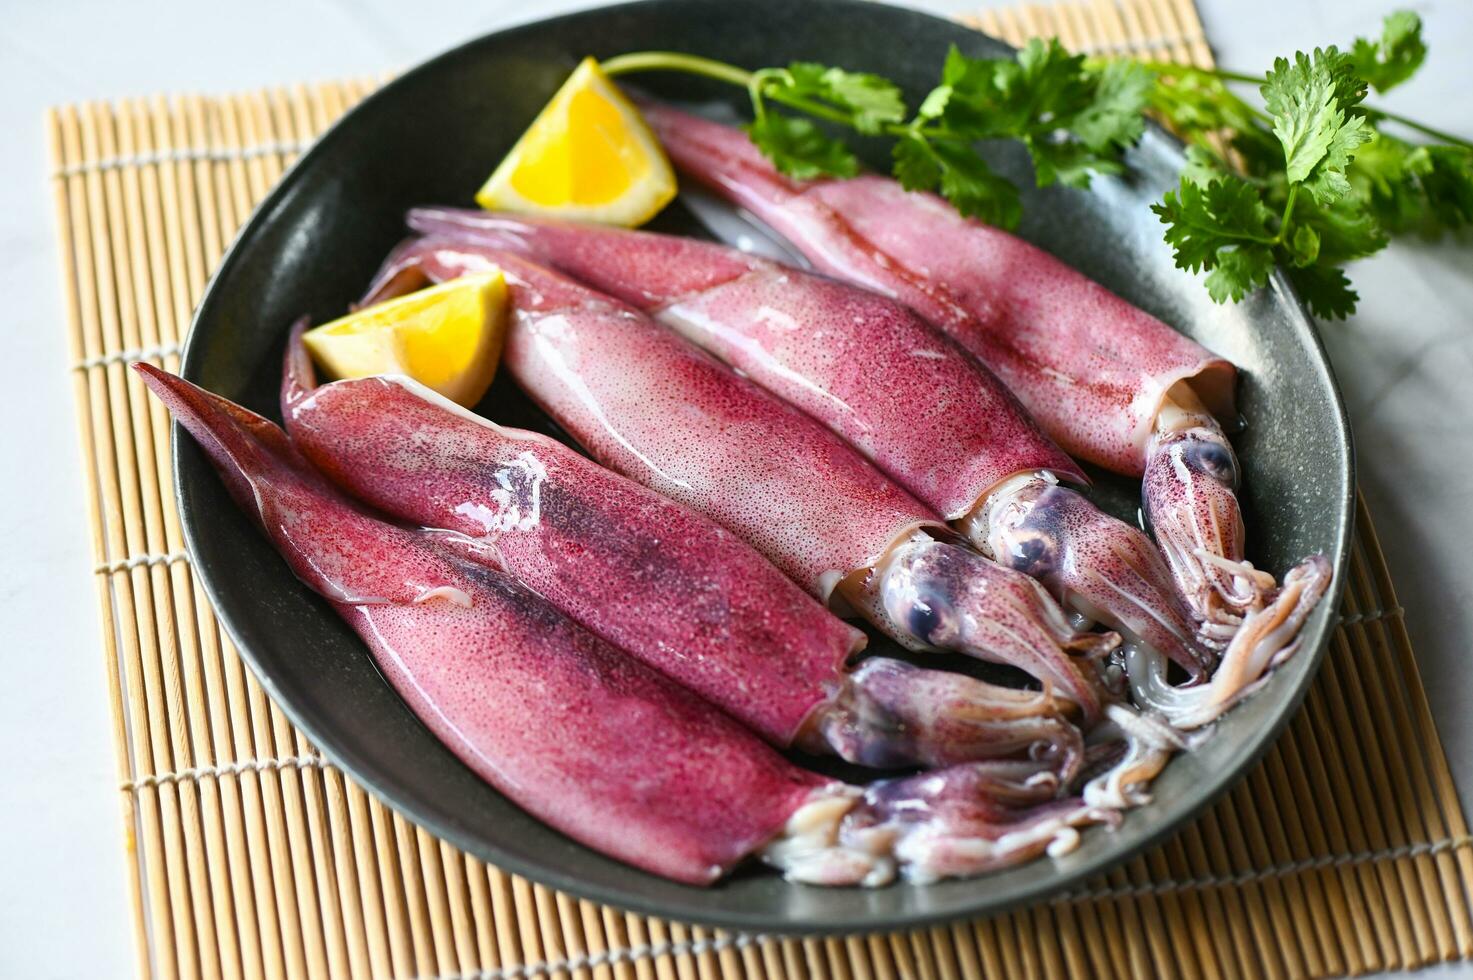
[1205,246,1276,303]
[1284,223,1320,266]
[784,62,906,134]
[891,134,1020,226]
[1286,262,1360,319]
[1350,132,1473,236]
[1261,48,1372,203]
[1350,11,1427,93]
[1147,69,1256,137]
[1068,58,1153,152]
[1153,176,1281,304]
[1030,139,1117,188]
[1348,130,1427,231]
[1012,38,1094,127]
[916,85,952,120]
[892,135,942,191]
[1304,112,1374,204]
[929,40,1148,192]
[1417,145,1473,228]
[1293,194,1387,262]
[931,140,1022,228]
[744,114,859,180]
[1153,176,1276,272]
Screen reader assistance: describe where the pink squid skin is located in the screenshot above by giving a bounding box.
[134,363,829,886]
[639,102,1237,478]
[396,216,1209,679]
[404,209,1086,520]
[279,343,1095,770]
[365,240,944,602]
[279,344,866,747]
[637,104,1338,706]
[364,241,1125,719]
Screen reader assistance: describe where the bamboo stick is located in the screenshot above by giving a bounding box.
[197,95,292,980]
[137,93,247,980]
[78,98,193,980]
[112,94,225,980]
[52,103,157,980]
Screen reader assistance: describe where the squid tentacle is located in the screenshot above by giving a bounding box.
[1144,384,1277,634]
[798,657,1085,776]
[766,765,1112,886]
[1078,704,1198,810]
[1124,555,1333,729]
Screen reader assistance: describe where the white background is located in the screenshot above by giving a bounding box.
[3,1,1470,976]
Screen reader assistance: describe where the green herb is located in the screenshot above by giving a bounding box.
[1350,10,1426,93]
[1143,13,1470,318]
[602,41,1148,227]
[601,10,1471,318]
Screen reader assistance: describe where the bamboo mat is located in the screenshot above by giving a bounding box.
[46,1,1473,977]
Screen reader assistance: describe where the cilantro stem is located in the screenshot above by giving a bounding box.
[1276,185,1299,244]
[1139,59,1472,149]
[602,51,865,130]
[1359,108,1473,149]
[601,51,754,87]
[602,50,995,154]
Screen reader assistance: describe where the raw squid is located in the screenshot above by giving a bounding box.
[636,103,1332,722]
[135,363,1106,886]
[405,210,1212,682]
[280,338,1083,771]
[360,241,1118,724]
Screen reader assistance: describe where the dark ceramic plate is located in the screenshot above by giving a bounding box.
[177,0,1354,934]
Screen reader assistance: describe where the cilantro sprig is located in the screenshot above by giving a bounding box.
[603,42,1149,229]
[1141,13,1471,318]
[601,10,1471,318]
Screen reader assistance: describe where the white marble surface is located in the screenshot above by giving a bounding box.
[2,1,1469,976]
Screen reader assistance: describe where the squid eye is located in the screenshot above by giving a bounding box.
[901,598,947,646]
[997,528,1055,578]
[1187,440,1239,488]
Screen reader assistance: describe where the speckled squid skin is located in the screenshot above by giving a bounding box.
[134,364,829,886]
[404,210,1085,520]
[366,241,944,601]
[280,351,866,747]
[366,238,1129,716]
[640,103,1237,478]
[388,224,1205,677]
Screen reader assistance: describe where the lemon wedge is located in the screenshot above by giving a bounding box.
[302,272,507,407]
[475,57,677,226]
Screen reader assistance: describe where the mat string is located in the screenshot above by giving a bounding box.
[51,140,316,178]
[1063,835,1473,902]
[75,343,184,371]
[121,755,330,791]
[95,550,189,574]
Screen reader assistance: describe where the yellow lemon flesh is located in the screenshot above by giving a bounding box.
[302,272,507,408]
[476,57,677,226]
